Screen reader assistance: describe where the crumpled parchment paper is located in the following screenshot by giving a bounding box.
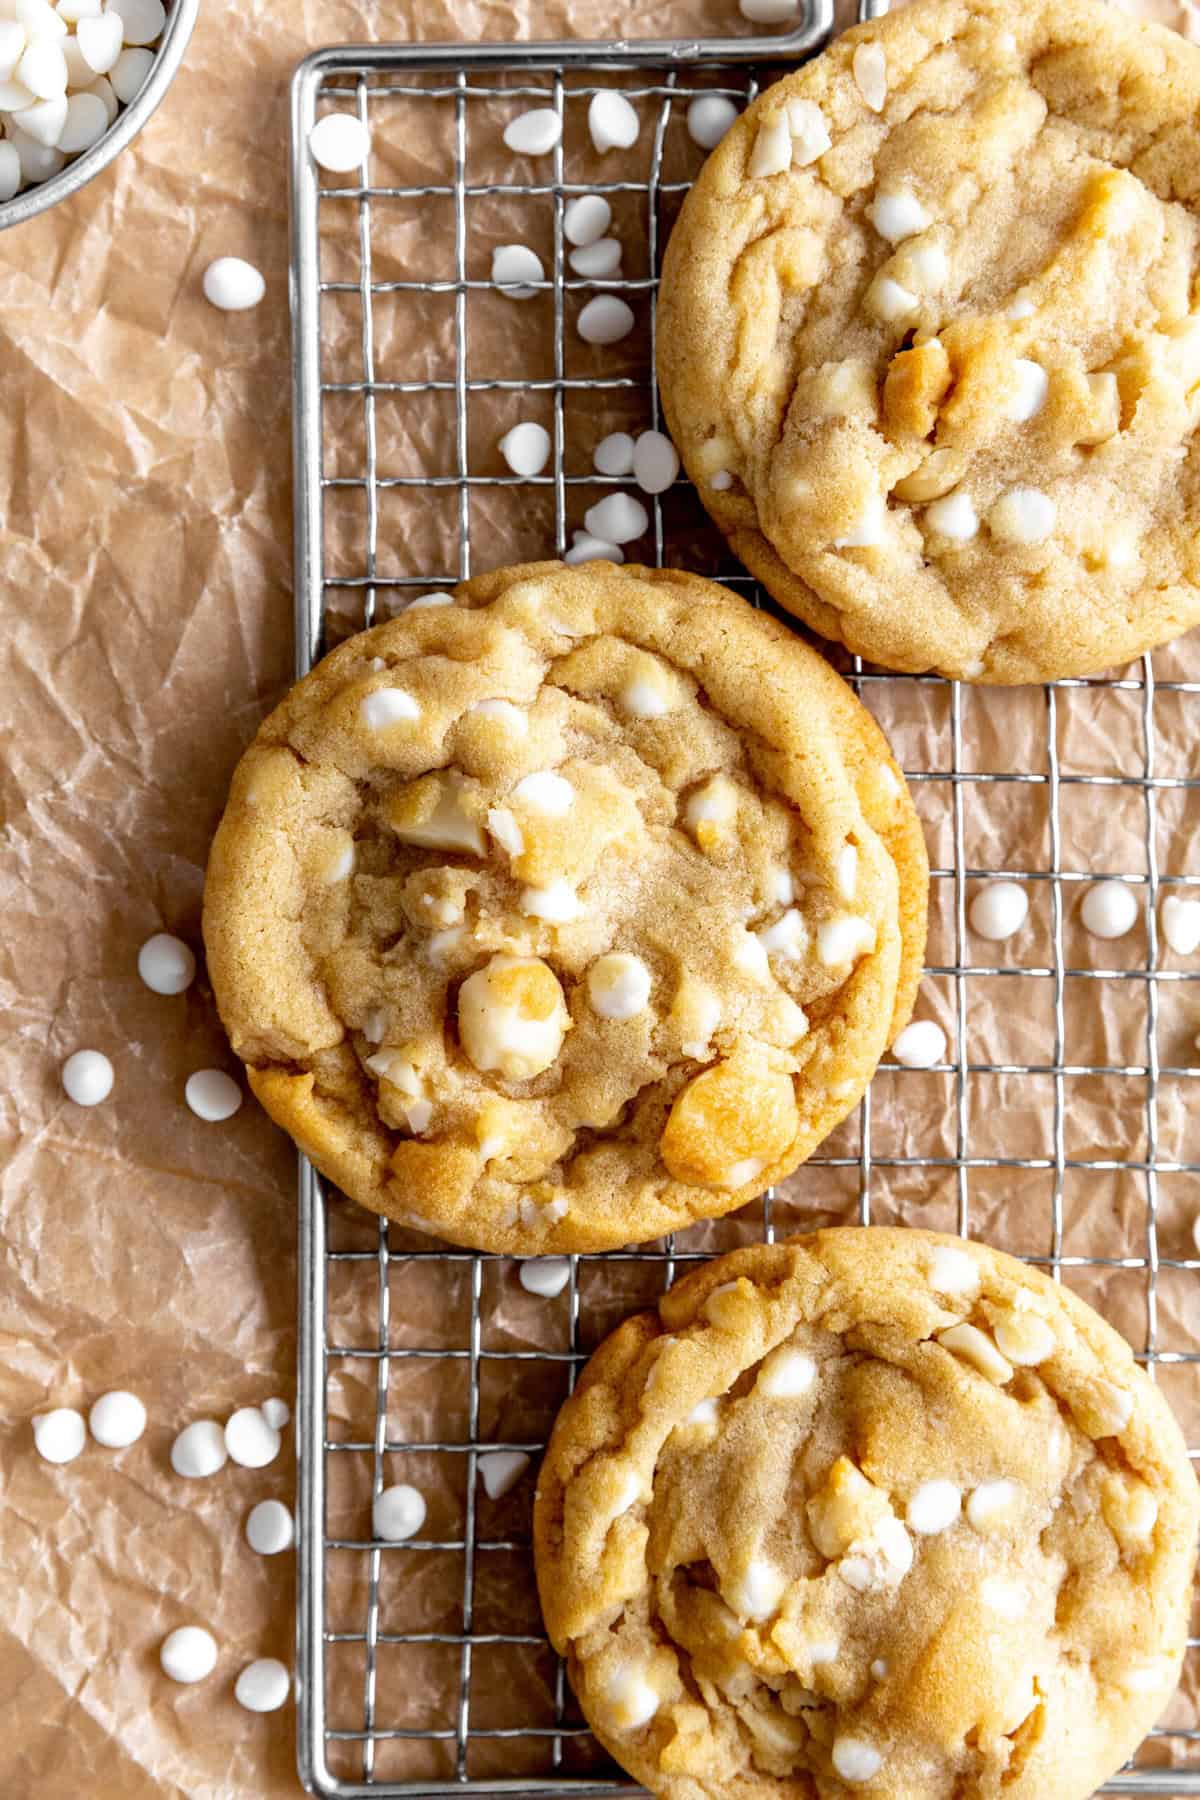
[2,0,1200,1793]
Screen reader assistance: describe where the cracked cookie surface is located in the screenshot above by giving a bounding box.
[534,1227,1199,1800]
[658,0,1200,683]
[202,563,926,1254]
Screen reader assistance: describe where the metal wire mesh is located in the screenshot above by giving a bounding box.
[288,7,1200,1793]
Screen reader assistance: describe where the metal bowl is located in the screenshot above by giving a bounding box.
[0,0,200,231]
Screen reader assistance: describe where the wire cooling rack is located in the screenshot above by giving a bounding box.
[288,4,1200,1793]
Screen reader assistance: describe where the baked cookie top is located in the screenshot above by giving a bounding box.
[658,0,1200,683]
[203,563,926,1254]
[534,1228,1199,1800]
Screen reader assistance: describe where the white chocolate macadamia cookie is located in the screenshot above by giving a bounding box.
[534,1228,1199,1800]
[658,0,1200,682]
[203,563,926,1254]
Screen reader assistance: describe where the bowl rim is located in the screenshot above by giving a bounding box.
[0,0,201,232]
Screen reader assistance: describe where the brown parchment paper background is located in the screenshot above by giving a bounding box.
[4,0,1200,1794]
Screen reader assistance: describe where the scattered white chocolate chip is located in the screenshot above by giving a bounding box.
[969,880,1028,942]
[322,839,355,883]
[710,469,734,490]
[235,1658,290,1714]
[836,844,858,900]
[520,878,581,922]
[588,89,639,155]
[937,1322,1012,1385]
[1092,1379,1133,1436]
[1005,358,1049,422]
[600,1662,659,1731]
[225,1407,281,1470]
[171,1420,228,1479]
[833,493,886,548]
[202,257,265,313]
[138,932,197,995]
[621,673,671,717]
[785,97,830,165]
[1081,879,1138,940]
[927,1243,980,1298]
[685,772,737,841]
[840,1515,913,1591]
[584,491,648,544]
[925,490,978,542]
[160,1626,218,1685]
[594,430,635,476]
[728,1557,789,1621]
[76,12,123,74]
[458,954,569,1080]
[572,238,623,281]
[309,113,369,173]
[361,687,420,729]
[492,243,544,299]
[107,0,165,46]
[892,1019,946,1068]
[109,46,153,105]
[740,0,796,20]
[966,1478,1021,1531]
[374,1483,426,1541]
[980,1576,1026,1619]
[185,1069,242,1122]
[1121,1661,1171,1695]
[502,107,561,155]
[757,907,808,962]
[519,1257,570,1298]
[867,188,930,243]
[246,1499,294,1556]
[852,41,887,111]
[817,915,875,966]
[1162,894,1200,955]
[906,1479,961,1535]
[587,952,652,1021]
[499,421,551,477]
[33,1407,85,1464]
[513,769,574,815]
[687,92,738,149]
[402,1098,432,1134]
[756,1346,817,1398]
[990,486,1056,545]
[88,1390,146,1448]
[749,112,791,179]
[870,1658,888,1681]
[1007,291,1036,320]
[470,698,528,735]
[865,274,918,323]
[487,806,525,858]
[564,531,623,565]
[732,928,771,983]
[405,591,453,610]
[992,1308,1055,1366]
[832,1737,883,1783]
[62,1048,113,1106]
[685,1398,719,1431]
[632,430,679,495]
[563,193,611,246]
[479,1449,531,1500]
[577,294,636,344]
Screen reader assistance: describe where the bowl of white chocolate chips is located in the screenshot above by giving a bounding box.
[0,0,198,228]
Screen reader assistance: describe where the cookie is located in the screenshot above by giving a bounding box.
[658,0,1200,683]
[203,563,927,1254]
[534,1227,1199,1800]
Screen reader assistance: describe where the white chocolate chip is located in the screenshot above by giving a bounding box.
[479,1449,531,1500]
[927,1244,980,1298]
[990,486,1056,545]
[852,41,887,112]
[469,698,528,735]
[1081,879,1139,941]
[685,773,738,839]
[569,237,622,278]
[757,1345,817,1398]
[1005,358,1049,422]
[677,983,722,1059]
[584,491,648,544]
[521,878,581,922]
[564,531,624,565]
[937,1322,1013,1385]
[62,1047,114,1106]
[363,1050,421,1094]
[202,256,265,313]
[1120,1660,1171,1695]
[732,928,771,983]
[785,98,831,165]
[246,1499,294,1556]
[966,1478,1022,1531]
[992,1308,1056,1366]
[728,1557,789,1621]
[1007,291,1036,319]
[587,952,652,1021]
[588,89,639,155]
[361,687,421,729]
[757,907,808,962]
[905,241,947,290]
[599,1662,659,1731]
[160,1627,218,1685]
[893,1019,946,1068]
[871,1658,888,1681]
[980,1576,1027,1619]
[225,1407,281,1469]
[89,1390,146,1448]
[235,1658,291,1714]
[458,954,569,1080]
[502,107,561,156]
[593,430,635,476]
[685,1398,720,1431]
[832,1737,883,1784]
[721,1157,765,1189]
[632,430,680,495]
[499,421,551,477]
[185,1069,242,1122]
[487,806,526,858]
[577,295,635,345]
[867,188,930,243]
[391,776,484,855]
[839,1515,913,1591]
[171,1420,228,1479]
[402,1098,432,1134]
[710,469,734,490]
[492,243,544,298]
[749,112,792,179]
[513,770,573,815]
[769,867,794,907]
[321,839,355,883]
[261,1397,289,1431]
[520,1257,570,1298]
[564,193,611,246]
[33,1407,85,1464]
[906,1479,961,1535]
[687,92,738,149]
[373,1483,426,1540]
[621,674,670,717]
[969,880,1028,942]
[817,915,876,967]
[1161,893,1200,955]
[925,489,978,542]
[836,844,858,900]
[865,274,919,323]
[1093,1379,1133,1436]
[833,493,886,548]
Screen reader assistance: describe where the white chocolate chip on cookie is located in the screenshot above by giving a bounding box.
[458,955,569,1080]
[587,953,652,1021]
